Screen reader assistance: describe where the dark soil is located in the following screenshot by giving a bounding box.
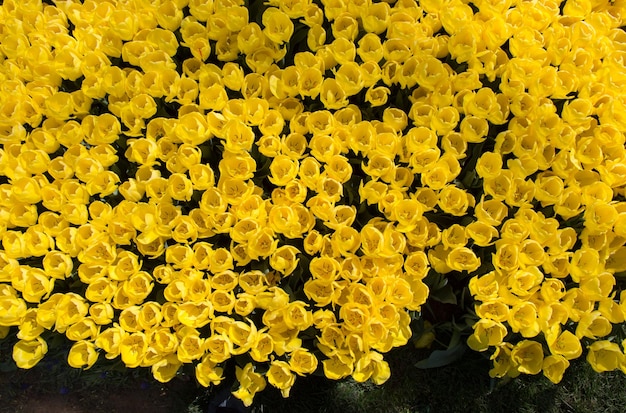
[0,361,200,413]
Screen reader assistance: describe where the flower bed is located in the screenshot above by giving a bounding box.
[0,0,625,406]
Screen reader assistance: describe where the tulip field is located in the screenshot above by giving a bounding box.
[1,0,626,411]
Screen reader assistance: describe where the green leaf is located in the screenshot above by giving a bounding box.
[423,270,447,290]
[415,343,466,369]
[430,283,457,305]
[448,325,463,348]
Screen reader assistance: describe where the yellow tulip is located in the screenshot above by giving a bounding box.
[228,320,258,355]
[120,332,148,368]
[302,229,324,256]
[195,355,224,387]
[322,352,353,380]
[177,328,205,363]
[262,8,294,45]
[232,363,266,407]
[90,303,114,326]
[211,290,236,314]
[13,337,48,369]
[269,155,299,187]
[447,246,481,273]
[507,267,543,297]
[542,355,570,384]
[68,340,98,370]
[177,301,213,328]
[17,309,44,341]
[476,300,510,323]
[284,348,317,377]
[203,333,231,363]
[547,328,583,360]
[270,245,301,276]
[245,47,277,75]
[576,311,612,340]
[570,247,603,282]
[239,270,267,296]
[476,152,503,180]
[353,350,390,385]
[511,340,544,375]
[148,328,178,356]
[508,302,540,338]
[587,341,624,373]
[300,2,323,25]
[7,204,38,235]
[335,62,363,96]
[489,343,519,379]
[468,319,508,352]
[466,221,498,247]
[149,353,181,383]
[306,24,327,53]
[304,278,337,307]
[360,2,390,34]
[21,267,54,303]
[364,85,390,107]
[66,317,99,342]
[267,360,296,397]
[320,78,349,110]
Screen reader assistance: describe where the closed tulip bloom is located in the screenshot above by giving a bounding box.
[542,354,570,384]
[13,337,48,369]
[68,340,98,369]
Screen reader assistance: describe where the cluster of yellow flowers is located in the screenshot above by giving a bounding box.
[0,0,625,405]
[459,0,626,384]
